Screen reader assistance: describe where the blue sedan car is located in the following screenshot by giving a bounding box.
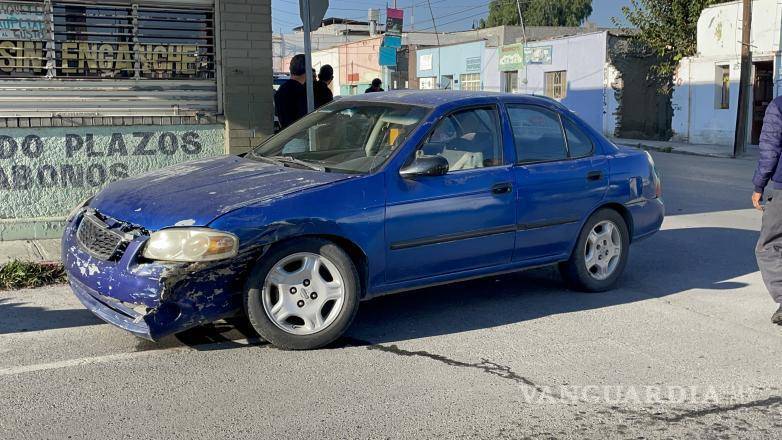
[63,91,663,350]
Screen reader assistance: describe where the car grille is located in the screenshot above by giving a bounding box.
[77,213,125,261]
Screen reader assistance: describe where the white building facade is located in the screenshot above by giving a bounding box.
[673,0,782,145]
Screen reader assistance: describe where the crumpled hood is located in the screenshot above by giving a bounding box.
[90,155,351,230]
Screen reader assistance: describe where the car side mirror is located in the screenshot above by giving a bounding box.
[399,155,450,178]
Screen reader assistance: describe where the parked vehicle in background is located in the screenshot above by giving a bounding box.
[63,91,664,350]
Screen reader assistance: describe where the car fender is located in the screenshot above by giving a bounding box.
[207,173,387,295]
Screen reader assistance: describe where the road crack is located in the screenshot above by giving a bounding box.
[364,342,555,396]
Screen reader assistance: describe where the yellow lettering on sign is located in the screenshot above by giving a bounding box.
[153,45,167,72]
[114,43,132,73]
[0,41,44,73]
[181,45,197,74]
[97,43,113,71]
[77,43,98,72]
[167,45,182,73]
[61,42,77,73]
[55,41,200,77]
[0,41,14,72]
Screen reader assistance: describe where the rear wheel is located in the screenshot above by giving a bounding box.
[560,209,629,292]
[244,238,360,350]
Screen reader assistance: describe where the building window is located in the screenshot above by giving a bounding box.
[503,71,518,93]
[419,77,435,90]
[545,70,567,99]
[717,65,730,109]
[460,73,481,91]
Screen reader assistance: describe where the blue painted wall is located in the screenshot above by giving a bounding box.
[416,41,486,90]
[518,32,609,133]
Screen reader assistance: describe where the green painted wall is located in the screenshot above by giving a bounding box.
[0,124,224,240]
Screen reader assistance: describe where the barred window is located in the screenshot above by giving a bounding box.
[459,73,480,91]
[0,0,215,79]
[545,71,567,100]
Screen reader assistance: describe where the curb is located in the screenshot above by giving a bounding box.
[619,142,756,160]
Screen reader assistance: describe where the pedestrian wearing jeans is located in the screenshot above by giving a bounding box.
[752,95,782,325]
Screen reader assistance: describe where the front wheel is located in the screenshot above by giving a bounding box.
[244,238,360,350]
[560,209,630,292]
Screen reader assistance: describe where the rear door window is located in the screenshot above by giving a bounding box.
[563,117,594,158]
[507,105,567,163]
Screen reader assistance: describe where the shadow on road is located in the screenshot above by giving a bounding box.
[0,298,103,335]
[343,227,759,344]
[0,227,759,351]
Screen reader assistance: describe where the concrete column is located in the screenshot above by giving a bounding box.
[219,0,274,154]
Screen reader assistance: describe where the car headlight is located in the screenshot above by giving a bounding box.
[143,228,239,262]
[67,196,92,222]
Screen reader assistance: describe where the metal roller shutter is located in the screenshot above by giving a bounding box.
[0,0,219,117]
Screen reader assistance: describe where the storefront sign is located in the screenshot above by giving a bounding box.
[0,125,224,224]
[385,8,403,37]
[524,46,552,65]
[498,43,524,72]
[0,41,201,76]
[379,46,396,67]
[466,56,481,72]
[0,2,45,40]
[60,42,199,76]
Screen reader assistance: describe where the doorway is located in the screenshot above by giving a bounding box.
[440,75,453,90]
[752,61,774,145]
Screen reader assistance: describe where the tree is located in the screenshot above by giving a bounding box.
[615,0,730,77]
[480,0,592,28]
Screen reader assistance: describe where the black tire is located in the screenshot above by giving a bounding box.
[559,209,630,292]
[244,238,360,350]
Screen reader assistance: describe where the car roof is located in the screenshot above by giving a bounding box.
[340,90,563,109]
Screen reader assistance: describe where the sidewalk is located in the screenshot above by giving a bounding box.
[0,239,61,264]
[612,138,760,160]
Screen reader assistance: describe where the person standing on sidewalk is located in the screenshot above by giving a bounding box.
[274,54,308,130]
[314,65,334,108]
[365,78,384,93]
[752,95,782,325]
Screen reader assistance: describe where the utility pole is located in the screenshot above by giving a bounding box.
[425,0,440,87]
[515,0,526,46]
[734,0,752,157]
[411,0,414,31]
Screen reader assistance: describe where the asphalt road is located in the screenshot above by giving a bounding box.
[2,152,781,439]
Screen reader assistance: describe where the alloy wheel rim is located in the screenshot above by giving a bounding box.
[584,220,622,281]
[261,252,346,335]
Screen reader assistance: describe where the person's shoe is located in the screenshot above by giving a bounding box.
[773,306,782,326]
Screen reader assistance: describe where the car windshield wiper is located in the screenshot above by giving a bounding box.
[250,154,284,166]
[271,155,326,172]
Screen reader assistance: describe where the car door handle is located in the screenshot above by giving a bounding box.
[491,183,513,195]
[586,171,603,181]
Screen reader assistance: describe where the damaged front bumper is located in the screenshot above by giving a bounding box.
[63,212,247,341]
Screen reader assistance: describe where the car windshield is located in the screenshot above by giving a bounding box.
[249,101,430,174]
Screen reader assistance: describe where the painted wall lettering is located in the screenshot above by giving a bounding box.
[0,125,224,224]
[0,2,45,40]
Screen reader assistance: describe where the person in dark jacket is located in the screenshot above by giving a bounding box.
[314,64,334,108]
[274,54,308,129]
[365,78,384,93]
[752,95,782,325]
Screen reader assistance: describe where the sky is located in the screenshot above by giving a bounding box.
[271,0,631,33]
